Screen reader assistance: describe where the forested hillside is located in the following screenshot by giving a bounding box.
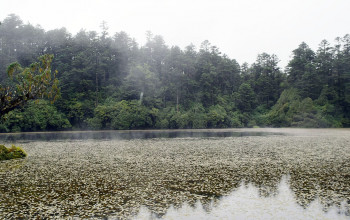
[1,14,350,131]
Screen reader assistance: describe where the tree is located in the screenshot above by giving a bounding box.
[267,88,301,126]
[235,83,257,113]
[0,54,59,116]
[250,53,285,107]
[287,42,320,99]
[2,14,350,130]
[315,40,334,86]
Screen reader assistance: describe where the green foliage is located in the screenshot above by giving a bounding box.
[290,98,321,127]
[187,103,207,128]
[1,100,71,132]
[169,112,190,129]
[206,105,228,128]
[266,89,342,128]
[0,144,27,161]
[252,105,270,126]
[235,83,257,113]
[1,54,60,116]
[1,15,350,130]
[156,118,169,129]
[266,88,301,126]
[87,100,152,130]
[111,101,152,129]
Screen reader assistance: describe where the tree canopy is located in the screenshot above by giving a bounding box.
[0,54,59,116]
[1,14,350,131]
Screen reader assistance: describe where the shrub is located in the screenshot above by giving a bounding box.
[88,100,153,130]
[2,100,71,132]
[0,123,9,133]
[0,145,27,161]
[206,105,227,128]
[155,119,169,129]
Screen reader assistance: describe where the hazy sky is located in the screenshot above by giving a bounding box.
[1,0,350,67]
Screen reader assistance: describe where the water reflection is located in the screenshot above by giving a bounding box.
[0,131,349,219]
[0,129,283,142]
[135,176,348,220]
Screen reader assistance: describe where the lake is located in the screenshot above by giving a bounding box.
[0,128,349,219]
[0,128,285,142]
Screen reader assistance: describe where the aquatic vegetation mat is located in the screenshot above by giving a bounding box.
[0,130,350,219]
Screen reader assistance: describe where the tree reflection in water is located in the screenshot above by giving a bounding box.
[136,176,348,220]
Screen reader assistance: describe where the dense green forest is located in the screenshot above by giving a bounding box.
[1,14,350,132]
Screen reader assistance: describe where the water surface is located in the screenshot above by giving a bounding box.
[0,129,282,142]
[0,129,349,219]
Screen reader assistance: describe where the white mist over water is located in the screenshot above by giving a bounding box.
[134,176,348,220]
